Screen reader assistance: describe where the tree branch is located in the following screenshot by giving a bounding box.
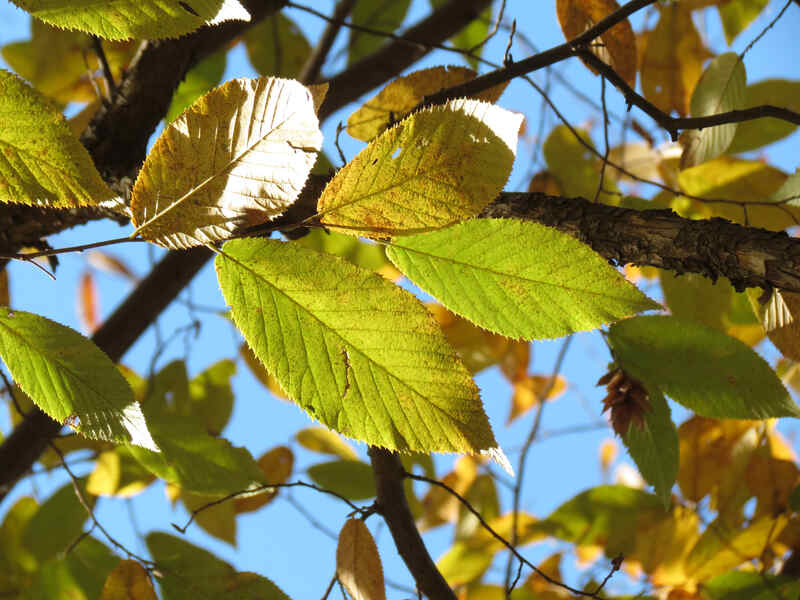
[369,447,457,600]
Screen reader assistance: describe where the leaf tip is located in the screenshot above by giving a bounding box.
[481,446,514,477]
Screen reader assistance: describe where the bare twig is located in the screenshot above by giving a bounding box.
[297,0,359,83]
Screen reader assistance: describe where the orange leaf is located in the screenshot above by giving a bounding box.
[557,0,638,88]
[337,519,386,600]
[100,559,157,600]
[234,446,294,514]
[78,271,99,334]
[507,374,567,424]
[88,250,138,281]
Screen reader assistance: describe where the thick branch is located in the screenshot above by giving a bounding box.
[484,192,800,293]
[369,447,457,600]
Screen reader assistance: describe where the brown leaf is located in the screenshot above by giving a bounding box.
[78,271,99,334]
[100,560,157,600]
[337,519,386,600]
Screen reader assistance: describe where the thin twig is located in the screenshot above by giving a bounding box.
[91,35,116,95]
[297,0,358,83]
[0,236,143,262]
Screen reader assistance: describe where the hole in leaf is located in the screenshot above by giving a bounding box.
[392,147,402,159]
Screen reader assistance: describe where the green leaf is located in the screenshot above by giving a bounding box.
[437,540,494,587]
[680,53,746,168]
[216,238,504,460]
[621,388,678,507]
[727,79,800,154]
[186,359,236,436]
[318,98,521,238]
[165,49,226,124]
[130,76,322,249]
[0,69,114,208]
[386,219,658,340]
[307,460,376,500]
[22,481,93,562]
[608,316,800,419]
[0,497,38,576]
[10,0,251,41]
[348,0,411,65]
[0,309,156,449]
[450,7,491,70]
[295,228,400,279]
[718,0,769,44]
[245,13,311,78]
[146,532,289,600]
[704,571,800,600]
[127,414,265,495]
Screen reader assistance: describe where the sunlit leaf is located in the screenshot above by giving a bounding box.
[146,532,289,600]
[318,99,521,238]
[609,316,799,419]
[507,374,567,424]
[386,219,658,339]
[749,289,800,362]
[0,309,156,449]
[245,13,311,78]
[348,0,411,65]
[437,541,494,587]
[680,53,746,168]
[727,79,800,153]
[234,445,294,513]
[296,228,400,280]
[131,77,322,249]
[165,49,226,124]
[100,559,157,600]
[86,447,155,498]
[337,519,386,600]
[307,460,376,500]
[557,0,637,87]
[216,238,502,458]
[22,480,93,562]
[295,427,358,461]
[641,3,710,116]
[620,388,678,507]
[419,456,478,531]
[10,0,251,41]
[0,69,114,207]
[346,65,507,142]
[717,0,769,44]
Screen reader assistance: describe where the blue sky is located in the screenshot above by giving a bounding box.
[1,1,800,598]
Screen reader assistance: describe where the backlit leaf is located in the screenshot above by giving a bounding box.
[165,49,226,124]
[216,238,501,457]
[10,0,251,41]
[187,359,236,436]
[180,490,237,546]
[749,289,800,362]
[22,480,93,562]
[348,0,411,66]
[0,309,156,449]
[307,460,376,500]
[727,79,800,153]
[86,447,155,498]
[680,53,746,168]
[621,387,678,506]
[100,560,157,600]
[0,69,114,207]
[295,427,358,460]
[234,445,294,513]
[507,374,567,425]
[419,456,478,531]
[146,533,289,600]
[346,65,507,142]
[703,571,800,600]
[245,13,310,78]
[437,541,494,587]
[608,316,799,419]
[641,4,710,116]
[386,219,658,339]
[296,228,400,280]
[718,0,769,44]
[130,76,322,249]
[318,99,521,238]
[557,0,637,87]
[337,519,386,600]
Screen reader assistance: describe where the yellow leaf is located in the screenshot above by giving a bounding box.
[239,343,290,402]
[527,170,563,195]
[523,552,567,596]
[78,271,99,334]
[419,456,478,530]
[633,505,701,587]
[746,450,798,517]
[466,511,543,553]
[86,449,154,498]
[749,289,800,361]
[337,519,386,600]
[556,0,637,87]
[347,65,507,142]
[507,374,567,424]
[295,427,358,461]
[181,490,237,546]
[100,560,157,600]
[641,4,711,116]
[318,98,521,238]
[599,438,618,473]
[130,77,322,249]
[235,445,294,514]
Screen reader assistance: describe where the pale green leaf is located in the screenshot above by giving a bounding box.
[295,427,359,460]
[348,0,411,65]
[245,13,311,78]
[718,0,769,44]
[0,497,38,575]
[386,219,658,340]
[10,0,251,41]
[127,414,265,495]
[621,388,678,507]
[437,541,494,586]
[307,460,376,500]
[0,69,114,207]
[0,309,156,449]
[680,53,746,168]
[727,79,800,154]
[146,533,289,600]
[165,49,226,124]
[215,238,502,458]
[295,228,400,279]
[608,315,800,419]
[131,76,322,249]
[22,481,93,562]
[318,98,521,238]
